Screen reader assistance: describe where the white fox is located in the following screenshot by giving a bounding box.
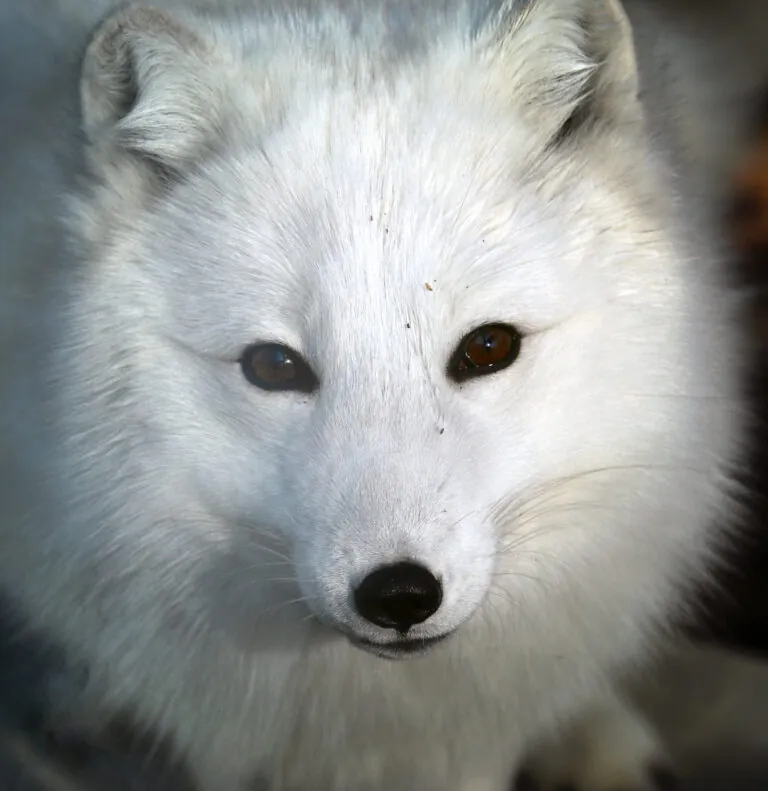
[0,0,763,789]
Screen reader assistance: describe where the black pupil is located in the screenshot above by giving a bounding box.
[466,329,510,367]
[254,346,295,382]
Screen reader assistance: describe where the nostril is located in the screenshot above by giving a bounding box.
[353,561,443,633]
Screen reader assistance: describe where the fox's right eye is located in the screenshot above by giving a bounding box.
[447,323,522,384]
[239,343,319,393]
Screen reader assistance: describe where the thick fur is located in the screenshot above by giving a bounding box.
[0,1,763,789]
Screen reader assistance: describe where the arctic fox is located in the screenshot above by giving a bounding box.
[0,0,763,789]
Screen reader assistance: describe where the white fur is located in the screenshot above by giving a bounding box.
[522,691,668,790]
[0,0,761,789]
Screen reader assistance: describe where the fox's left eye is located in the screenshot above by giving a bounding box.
[447,323,522,383]
[239,343,319,393]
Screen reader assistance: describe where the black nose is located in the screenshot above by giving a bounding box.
[353,561,443,632]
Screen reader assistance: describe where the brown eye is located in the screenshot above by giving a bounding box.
[448,323,522,383]
[239,343,319,393]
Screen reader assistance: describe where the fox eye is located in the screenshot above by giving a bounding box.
[447,323,522,383]
[239,343,319,393]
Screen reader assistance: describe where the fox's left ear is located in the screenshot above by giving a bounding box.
[477,0,640,140]
[80,4,224,174]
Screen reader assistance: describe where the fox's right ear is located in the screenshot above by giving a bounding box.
[476,0,641,141]
[80,4,223,174]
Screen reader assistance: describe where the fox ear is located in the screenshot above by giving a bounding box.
[80,4,221,172]
[479,0,640,139]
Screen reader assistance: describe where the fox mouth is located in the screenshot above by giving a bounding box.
[349,633,452,660]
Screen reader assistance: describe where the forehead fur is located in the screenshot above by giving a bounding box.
[212,0,594,121]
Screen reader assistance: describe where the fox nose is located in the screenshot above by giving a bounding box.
[353,561,443,632]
